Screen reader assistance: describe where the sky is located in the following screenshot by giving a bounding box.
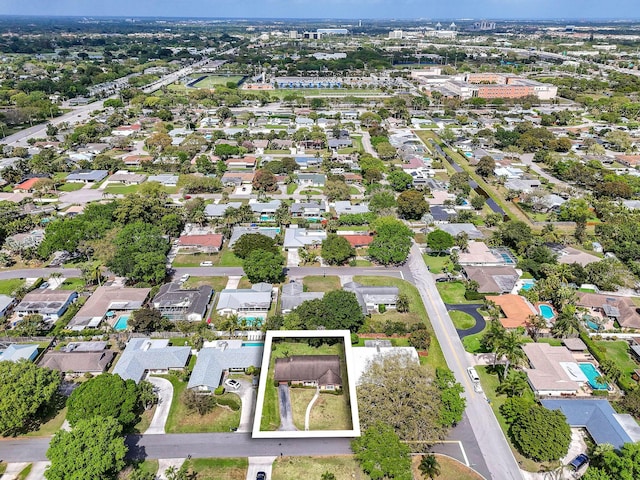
[0,0,639,20]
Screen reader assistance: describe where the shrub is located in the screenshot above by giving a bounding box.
[351,333,359,345]
[378,304,386,314]
[216,395,241,411]
[214,386,225,396]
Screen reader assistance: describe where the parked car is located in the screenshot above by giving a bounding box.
[225,379,241,390]
[569,454,589,471]
[200,261,213,267]
[467,367,480,383]
[179,274,190,283]
[39,282,50,289]
[256,472,266,480]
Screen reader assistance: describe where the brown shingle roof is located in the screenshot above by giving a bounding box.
[274,355,342,385]
[39,350,116,373]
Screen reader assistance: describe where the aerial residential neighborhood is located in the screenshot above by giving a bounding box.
[2,4,640,480]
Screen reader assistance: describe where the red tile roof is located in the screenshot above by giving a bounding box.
[342,234,374,247]
[14,178,42,191]
[178,234,224,249]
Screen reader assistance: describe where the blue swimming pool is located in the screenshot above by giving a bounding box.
[242,342,264,347]
[241,317,263,327]
[114,315,129,331]
[539,304,555,320]
[579,363,608,390]
[521,280,536,291]
[586,320,601,331]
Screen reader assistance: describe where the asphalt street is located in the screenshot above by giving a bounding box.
[407,244,522,480]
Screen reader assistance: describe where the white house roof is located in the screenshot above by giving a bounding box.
[112,337,191,383]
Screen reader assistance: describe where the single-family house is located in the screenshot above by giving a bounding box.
[204,202,243,219]
[216,283,273,317]
[463,266,520,294]
[68,286,150,331]
[577,292,640,329]
[122,155,153,166]
[343,281,399,315]
[107,171,147,185]
[113,337,191,383]
[228,226,279,247]
[221,172,255,187]
[297,173,326,187]
[280,281,324,314]
[290,201,327,220]
[147,174,179,187]
[14,290,78,323]
[14,177,47,192]
[458,242,509,266]
[504,179,542,192]
[340,234,374,248]
[188,340,263,392]
[225,156,256,170]
[546,244,600,267]
[522,343,584,397]
[0,294,16,318]
[177,234,224,253]
[438,223,485,240]
[0,344,39,363]
[334,201,369,216]
[249,200,282,221]
[65,169,109,184]
[328,138,353,150]
[153,282,213,322]
[112,124,141,137]
[283,228,327,249]
[485,294,537,329]
[294,157,322,169]
[275,355,342,390]
[39,349,116,375]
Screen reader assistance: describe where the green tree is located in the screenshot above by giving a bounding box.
[470,195,485,210]
[46,416,127,480]
[419,454,441,480]
[396,293,410,313]
[325,179,351,202]
[510,405,571,462]
[387,170,414,192]
[369,190,396,214]
[427,230,454,255]
[476,155,496,177]
[408,328,431,351]
[297,290,365,332]
[352,422,412,480]
[321,234,355,265]
[233,233,279,259]
[243,249,285,283]
[66,373,141,429]
[129,308,169,333]
[434,367,466,427]
[0,361,61,436]
[369,217,413,265]
[496,370,530,397]
[397,189,428,220]
[252,168,278,192]
[496,330,525,379]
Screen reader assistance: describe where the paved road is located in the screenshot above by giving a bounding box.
[145,377,173,435]
[407,244,522,480]
[0,268,82,280]
[171,266,407,279]
[445,303,486,338]
[360,131,379,158]
[246,456,276,480]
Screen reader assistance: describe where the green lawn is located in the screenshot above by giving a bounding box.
[349,186,360,195]
[300,189,323,195]
[302,275,341,292]
[353,276,446,370]
[237,276,253,289]
[475,366,541,473]
[103,184,141,195]
[59,278,85,291]
[192,75,244,88]
[131,460,159,478]
[22,402,67,438]
[595,341,638,378]
[422,254,451,274]
[352,260,372,266]
[449,311,476,330]
[218,249,244,267]
[173,252,220,268]
[0,278,24,295]
[287,183,297,194]
[272,456,367,480]
[436,282,477,304]
[462,324,488,353]
[183,458,247,480]
[57,183,84,192]
[183,276,229,293]
[159,375,240,433]
[16,464,32,480]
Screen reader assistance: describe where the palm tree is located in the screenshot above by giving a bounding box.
[481,319,506,368]
[419,454,441,480]
[496,330,525,379]
[552,307,582,338]
[525,314,547,342]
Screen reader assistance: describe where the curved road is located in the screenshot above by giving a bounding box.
[445,303,486,338]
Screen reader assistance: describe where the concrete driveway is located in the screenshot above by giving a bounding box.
[246,456,276,480]
[236,379,257,433]
[277,384,297,431]
[145,377,174,434]
[445,303,486,338]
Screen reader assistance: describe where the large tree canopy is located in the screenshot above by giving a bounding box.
[0,361,61,436]
[368,217,413,265]
[321,234,355,265]
[46,416,127,480]
[357,353,448,444]
[397,189,428,220]
[243,249,285,284]
[352,423,412,480]
[296,290,364,332]
[66,373,142,429]
[510,405,571,462]
[233,233,279,259]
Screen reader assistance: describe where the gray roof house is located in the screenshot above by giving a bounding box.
[65,169,109,183]
[249,200,282,216]
[204,202,242,218]
[228,226,279,247]
[297,173,326,187]
[290,200,327,219]
[113,338,191,383]
[281,281,324,314]
[188,340,263,392]
[0,344,39,363]
[343,281,400,315]
[14,290,78,322]
[283,228,327,249]
[463,266,520,293]
[438,223,485,240]
[147,174,179,187]
[216,283,273,316]
[39,350,116,375]
[334,201,369,216]
[0,294,15,318]
[152,282,213,322]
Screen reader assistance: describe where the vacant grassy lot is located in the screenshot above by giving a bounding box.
[423,254,451,274]
[160,375,240,433]
[182,458,248,480]
[0,278,24,295]
[22,405,67,438]
[302,275,341,292]
[218,249,244,267]
[449,311,476,330]
[353,276,445,370]
[183,276,229,293]
[309,392,352,430]
[595,340,638,377]
[272,456,367,480]
[173,252,220,267]
[411,454,483,480]
[436,282,477,304]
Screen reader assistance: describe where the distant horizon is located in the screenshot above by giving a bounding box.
[0,0,638,22]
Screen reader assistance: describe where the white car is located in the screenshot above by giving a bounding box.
[200,261,213,267]
[467,367,480,383]
[225,379,241,390]
[179,274,190,283]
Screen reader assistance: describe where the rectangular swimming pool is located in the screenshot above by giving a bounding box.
[114,315,129,331]
[579,362,608,390]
